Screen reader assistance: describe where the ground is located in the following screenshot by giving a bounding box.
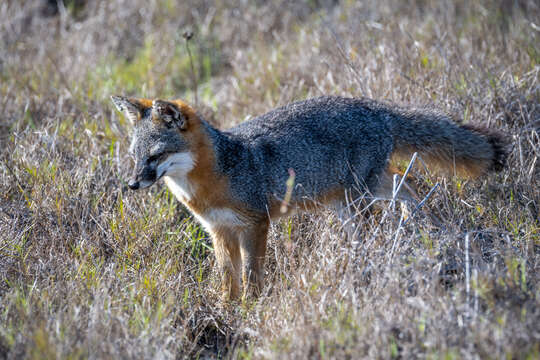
[0,1,538,359]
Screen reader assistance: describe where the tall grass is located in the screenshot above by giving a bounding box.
[0,0,538,358]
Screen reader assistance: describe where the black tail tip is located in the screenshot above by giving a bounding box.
[462,124,511,172]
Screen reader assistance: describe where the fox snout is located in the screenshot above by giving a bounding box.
[128,179,140,190]
[128,161,158,190]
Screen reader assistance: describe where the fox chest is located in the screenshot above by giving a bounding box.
[163,175,194,203]
[163,176,246,231]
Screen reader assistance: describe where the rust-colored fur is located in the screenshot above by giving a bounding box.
[165,100,268,299]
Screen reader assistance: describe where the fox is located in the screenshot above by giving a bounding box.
[110,95,509,300]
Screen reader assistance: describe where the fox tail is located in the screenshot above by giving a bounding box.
[390,108,510,178]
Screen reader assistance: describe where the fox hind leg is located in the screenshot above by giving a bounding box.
[332,188,369,240]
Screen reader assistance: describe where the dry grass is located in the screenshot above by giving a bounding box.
[0,0,539,359]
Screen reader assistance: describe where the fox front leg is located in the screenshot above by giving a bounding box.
[239,221,269,299]
[210,227,241,301]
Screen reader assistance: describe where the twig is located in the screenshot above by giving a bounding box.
[280,169,296,214]
[392,152,418,200]
[389,211,405,261]
[388,153,418,260]
[183,30,198,106]
[465,232,471,318]
[402,182,440,226]
[319,15,367,96]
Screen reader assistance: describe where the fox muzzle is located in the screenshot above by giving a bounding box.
[128,179,140,190]
[128,163,157,190]
[128,177,156,190]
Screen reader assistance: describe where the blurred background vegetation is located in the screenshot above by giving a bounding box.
[0,0,538,359]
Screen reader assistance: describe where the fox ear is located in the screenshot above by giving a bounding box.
[111,95,142,125]
[152,100,187,130]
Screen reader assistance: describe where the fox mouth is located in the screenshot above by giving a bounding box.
[128,163,168,191]
[128,167,159,190]
[138,179,156,189]
[156,168,167,181]
[128,152,194,191]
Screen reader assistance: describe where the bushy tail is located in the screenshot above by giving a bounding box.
[390,108,510,178]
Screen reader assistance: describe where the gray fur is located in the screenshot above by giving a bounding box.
[210,96,395,212]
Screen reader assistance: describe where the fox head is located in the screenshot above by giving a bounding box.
[111,95,197,190]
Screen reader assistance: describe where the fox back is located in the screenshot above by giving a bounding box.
[218,96,396,214]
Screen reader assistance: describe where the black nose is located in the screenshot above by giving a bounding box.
[128,180,140,190]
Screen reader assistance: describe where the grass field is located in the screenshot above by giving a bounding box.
[0,1,539,358]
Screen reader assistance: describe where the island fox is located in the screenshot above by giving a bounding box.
[111,95,509,300]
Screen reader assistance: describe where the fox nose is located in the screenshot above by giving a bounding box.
[128,179,140,190]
